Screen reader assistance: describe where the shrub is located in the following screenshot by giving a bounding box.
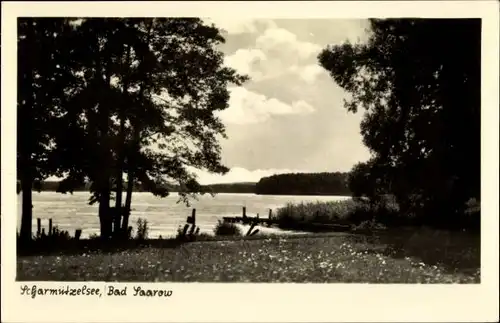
[352,219,387,232]
[214,220,242,236]
[48,226,71,241]
[176,225,189,240]
[29,225,72,243]
[275,199,360,229]
[274,198,407,231]
[135,218,149,240]
[176,226,213,241]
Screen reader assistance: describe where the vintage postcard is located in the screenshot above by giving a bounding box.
[1,1,499,322]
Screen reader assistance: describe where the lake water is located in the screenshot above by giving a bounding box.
[17,192,350,238]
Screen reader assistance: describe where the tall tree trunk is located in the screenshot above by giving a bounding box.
[121,21,153,235]
[19,165,33,243]
[97,57,113,240]
[122,127,139,233]
[19,50,34,243]
[98,193,112,239]
[114,45,132,237]
[113,122,126,236]
[122,167,134,232]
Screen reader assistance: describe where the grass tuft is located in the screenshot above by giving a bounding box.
[214,220,243,236]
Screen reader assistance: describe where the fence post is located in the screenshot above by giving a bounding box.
[246,221,257,236]
[75,229,82,240]
[269,209,272,219]
[187,208,196,224]
[189,209,197,236]
[182,224,189,236]
[250,229,260,236]
[49,218,53,236]
[37,218,41,236]
[242,207,246,218]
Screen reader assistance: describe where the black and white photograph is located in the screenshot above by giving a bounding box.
[2,1,499,322]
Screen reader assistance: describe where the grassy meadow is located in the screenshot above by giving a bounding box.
[17,228,479,283]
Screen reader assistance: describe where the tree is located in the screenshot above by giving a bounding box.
[255,172,350,196]
[48,18,130,239]
[348,160,376,199]
[51,18,248,238]
[17,18,76,242]
[116,18,248,234]
[319,19,480,226]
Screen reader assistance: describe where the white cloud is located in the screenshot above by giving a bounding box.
[204,18,276,35]
[224,24,324,83]
[224,48,266,76]
[288,64,325,83]
[215,87,315,125]
[255,27,321,60]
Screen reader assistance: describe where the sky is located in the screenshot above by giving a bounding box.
[193,18,372,184]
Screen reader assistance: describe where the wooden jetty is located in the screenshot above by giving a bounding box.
[223,207,276,226]
[222,207,352,232]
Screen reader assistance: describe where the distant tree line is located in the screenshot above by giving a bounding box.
[17,180,256,194]
[19,176,352,195]
[20,173,351,195]
[255,172,350,196]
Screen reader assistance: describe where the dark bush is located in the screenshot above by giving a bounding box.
[214,220,242,236]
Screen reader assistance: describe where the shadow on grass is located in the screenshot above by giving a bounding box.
[16,233,299,257]
[350,228,480,275]
[17,238,185,257]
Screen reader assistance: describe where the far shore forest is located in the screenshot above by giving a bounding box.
[17,172,351,196]
[18,18,480,247]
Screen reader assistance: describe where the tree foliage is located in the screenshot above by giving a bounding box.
[17,18,248,240]
[319,19,480,227]
[17,18,78,241]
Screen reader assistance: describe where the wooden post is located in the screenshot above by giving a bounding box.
[242,207,247,218]
[182,224,189,236]
[187,208,196,224]
[74,229,82,240]
[189,224,196,236]
[37,218,41,236]
[250,229,260,236]
[246,221,257,236]
[49,218,53,236]
[269,209,272,219]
